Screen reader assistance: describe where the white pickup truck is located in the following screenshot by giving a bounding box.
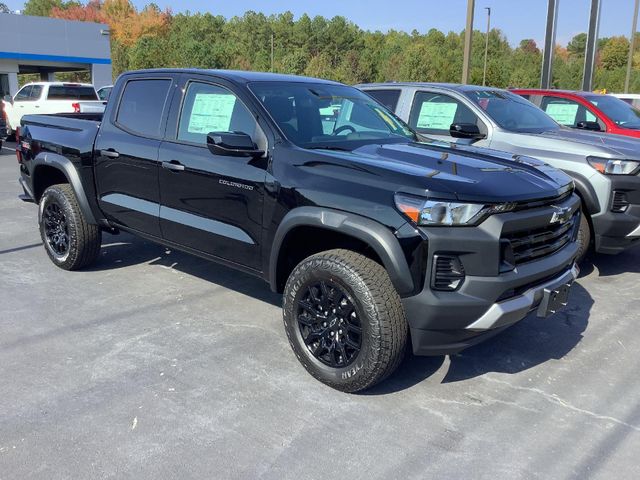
[2,82,106,136]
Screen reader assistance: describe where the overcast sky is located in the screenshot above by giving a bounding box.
[4,0,637,47]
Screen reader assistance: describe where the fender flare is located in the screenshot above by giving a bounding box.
[32,152,97,225]
[565,170,600,216]
[269,206,414,295]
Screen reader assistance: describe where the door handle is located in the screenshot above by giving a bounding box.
[162,160,185,172]
[100,149,120,158]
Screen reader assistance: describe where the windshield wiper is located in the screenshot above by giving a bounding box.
[307,146,352,151]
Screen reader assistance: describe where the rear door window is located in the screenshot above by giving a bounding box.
[116,79,172,137]
[409,91,484,136]
[365,89,401,111]
[30,85,43,100]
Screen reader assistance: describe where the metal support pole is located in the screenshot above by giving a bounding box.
[582,0,601,91]
[482,7,491,86]
[270,33,274,72]
[462,0,475,84]
[541,0,558,88]
[625,0,639,93]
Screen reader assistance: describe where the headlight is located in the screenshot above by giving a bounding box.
[394,194,514,226]
[587,157,640,175]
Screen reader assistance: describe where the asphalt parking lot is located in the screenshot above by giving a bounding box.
[1,141,640,480]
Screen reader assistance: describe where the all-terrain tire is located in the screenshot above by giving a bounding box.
[576,210,591,263]
[39,183,101,270]
[283,249,408,393]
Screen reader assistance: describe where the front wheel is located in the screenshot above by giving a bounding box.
[39,184,102,270]
[576,211,591,263]
[283,249,408,393]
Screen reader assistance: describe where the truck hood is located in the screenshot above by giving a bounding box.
[529,128,640,160]
[315,142,573,203]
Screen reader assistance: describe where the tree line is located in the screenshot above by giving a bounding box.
[16,0,640,92]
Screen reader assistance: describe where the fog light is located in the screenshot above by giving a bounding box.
[431,255,465,291]
[611,191,629,213]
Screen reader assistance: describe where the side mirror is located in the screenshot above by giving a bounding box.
[206,131,264,158]
[576,121,601,132]
[3,95,13,104]
[449,123,486,140]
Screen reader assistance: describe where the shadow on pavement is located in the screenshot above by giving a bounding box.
[90,232,282,307]
[364,282,593,394]
[0,242,42,255]
[580,247,640,278]
[90,232,593,391]
[442,281,593,383]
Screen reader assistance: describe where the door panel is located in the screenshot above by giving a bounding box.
[95,130,164,236]
[158,142,265,269]
[94,77,175,237]
[158,80,267,270]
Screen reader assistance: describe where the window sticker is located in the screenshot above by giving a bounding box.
[417,102,458,130]
[545,103,578,126]
[188,93,237,133]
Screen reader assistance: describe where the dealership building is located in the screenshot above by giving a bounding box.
[0,14,112,98]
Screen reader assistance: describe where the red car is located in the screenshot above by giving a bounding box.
[511,89,640,139]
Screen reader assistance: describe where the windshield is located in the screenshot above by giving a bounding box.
[249,82,416,150]
[465,90,560,133]
[584,95,640,129]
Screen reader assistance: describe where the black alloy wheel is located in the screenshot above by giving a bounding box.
[38,183,102,270]
[297,280,362,368]
[283,249,408,392]
[43,201,70,258]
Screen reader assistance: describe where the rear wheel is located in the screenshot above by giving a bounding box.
[283,249,408,393]
[39,184,101,270]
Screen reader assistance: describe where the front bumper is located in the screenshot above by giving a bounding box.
[401,194,580,356]
[591,174,640,254]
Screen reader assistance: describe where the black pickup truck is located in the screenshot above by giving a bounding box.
[17,69,580,392]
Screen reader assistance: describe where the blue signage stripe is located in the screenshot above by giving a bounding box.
[0,51,111,65]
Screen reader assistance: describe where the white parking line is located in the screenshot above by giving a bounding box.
[2,146,15,152]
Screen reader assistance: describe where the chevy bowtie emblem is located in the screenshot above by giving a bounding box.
[550,205,572,224]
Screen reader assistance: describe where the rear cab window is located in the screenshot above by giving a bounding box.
[47,85,98,101]
[115,78,173,137]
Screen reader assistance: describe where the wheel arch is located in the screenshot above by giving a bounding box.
[269,207,414,296]
[567,171,600,216]
[31,153,97,225]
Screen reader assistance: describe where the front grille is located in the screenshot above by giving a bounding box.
[611,191,629,213]
[502,213,578,265]
[511,189,574,211]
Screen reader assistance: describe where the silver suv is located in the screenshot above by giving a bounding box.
[358,83,640,257]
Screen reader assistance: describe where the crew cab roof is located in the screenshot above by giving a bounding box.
[20,82,94,87]
[511,88,608,98]
[357,82,501,93]
[122,68,343,86]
